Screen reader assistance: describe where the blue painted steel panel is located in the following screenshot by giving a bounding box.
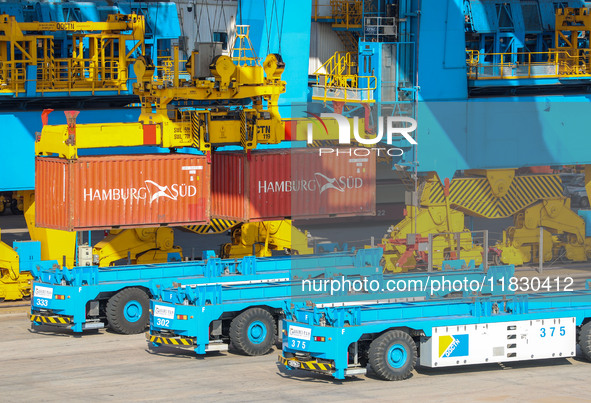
[241,0,312,118]
[578,210,591,237]
[414,97,591,180]
[0,108,141,191]
[118,2,181,39]
[405,0,591,179]
[468,0,585,33]
[417,0,467,101]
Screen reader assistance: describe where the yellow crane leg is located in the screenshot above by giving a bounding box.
[496,198,590,265]
[0,230,32,300]
[221,220,313,258]
[93,227,182,266]
[22,191,76,268]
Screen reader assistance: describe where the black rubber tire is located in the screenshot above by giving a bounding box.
[106,288,150,334]
[229,308,276,356]
[581,197,590,208]
[10,199,22,215]
[368,330,417,381]
[578,321,591,361]
[492,253,501,266]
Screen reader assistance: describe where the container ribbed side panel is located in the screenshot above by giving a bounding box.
[212,149,376,221]
[35,154,210,231]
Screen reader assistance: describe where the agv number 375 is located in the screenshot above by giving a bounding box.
[540,326,566,337]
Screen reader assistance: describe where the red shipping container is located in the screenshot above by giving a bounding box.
[36,154,210,231]
[212,148,376,221]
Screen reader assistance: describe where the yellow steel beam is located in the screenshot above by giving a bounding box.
[36,121,154,159]
[36,111,286,156]
[0,14,144,40]
[135,83,286,108]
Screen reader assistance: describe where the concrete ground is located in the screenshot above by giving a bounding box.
[0,310,590,402]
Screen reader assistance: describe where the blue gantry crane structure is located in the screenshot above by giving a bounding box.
[300,0,591,272]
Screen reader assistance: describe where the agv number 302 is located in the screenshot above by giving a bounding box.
[156,318,170,327]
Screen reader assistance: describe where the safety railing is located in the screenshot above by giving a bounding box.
[0,57,130,95]
[363,16,396,40]
[466,49,591,80]
[159,57,190,81]
[0,63,25,94]
[331,0,363,29]
[312,51,376,102]
[311,0,363,29]
[312,0,334,21]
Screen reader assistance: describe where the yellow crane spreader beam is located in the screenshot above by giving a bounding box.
[0,13,145,39]
[35,111,285,158]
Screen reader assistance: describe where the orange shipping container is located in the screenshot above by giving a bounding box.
[36,154,210,231]
[212,148,376,221]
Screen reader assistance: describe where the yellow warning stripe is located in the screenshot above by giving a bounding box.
[426,175,563,219]
[240,110,247,148]
[183,219,239,234]
[148,334,193,346]
[278,355,333,372]
[191,111,200,149]
[29,314,71,324]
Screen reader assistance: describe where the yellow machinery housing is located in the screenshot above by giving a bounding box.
[0,230,32,300]
[221,220,313,259]
[380,205,483,272]
[496,198,591,265]
[93,228,183,267]
[95,219,313,264]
